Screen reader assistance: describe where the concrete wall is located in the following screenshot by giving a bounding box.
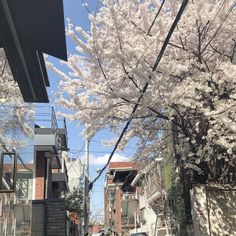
[191,185,236,236]
[31,199,66,236]
[65,158,82,191]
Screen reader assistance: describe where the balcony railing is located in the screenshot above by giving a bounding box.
[52,160,68,183]
[35,106,68,151]
[122,192,138,201]
[121,216,135,226]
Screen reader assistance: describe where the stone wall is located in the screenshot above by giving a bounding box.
[31,199,66,236]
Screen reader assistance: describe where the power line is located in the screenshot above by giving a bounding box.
[67,143,85,172]
[90,139,137,150]
[89,0,189,191]
[69,149,134,154]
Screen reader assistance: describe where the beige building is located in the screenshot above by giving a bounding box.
[131,158,169,236]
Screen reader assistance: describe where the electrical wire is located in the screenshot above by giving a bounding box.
[89,0,189,191]
[1,59,7,77]
[90,139,137,150]
[67,143,85,171]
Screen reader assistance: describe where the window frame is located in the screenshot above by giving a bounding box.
[0,152,17,193]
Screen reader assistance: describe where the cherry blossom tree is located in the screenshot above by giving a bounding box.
[0,49,34,149]
[49,0,236,182]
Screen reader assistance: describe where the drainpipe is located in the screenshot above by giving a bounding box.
[45,158,49,199]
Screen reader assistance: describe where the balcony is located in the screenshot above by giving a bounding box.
[52,172,68,183]
[34,131,61,152]
[58,118,68,151]
[52,160,69,192]
[156,228,167,236]
[121,216,135,228]
[34,107,68,152]
[122,192,138,201]
[121,195,138,230]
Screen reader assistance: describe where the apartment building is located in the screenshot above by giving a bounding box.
[31,107,69,236]
[0,107,70,236]
[0,104,35,236]
[104,162,139,235]
[0,1,68,235]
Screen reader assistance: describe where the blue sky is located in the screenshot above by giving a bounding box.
[43,0,136,220]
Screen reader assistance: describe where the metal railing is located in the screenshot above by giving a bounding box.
[35,106,67,132]
[121,216,135,226]
[122,192,138,201]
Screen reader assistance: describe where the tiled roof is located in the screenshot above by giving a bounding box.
[108,161,137,170]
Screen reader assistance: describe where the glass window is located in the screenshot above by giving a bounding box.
[0,152,17,192]
[16,173,31,199]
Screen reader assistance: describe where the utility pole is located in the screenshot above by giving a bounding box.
[78,159,84,236]
[83,130,90,235]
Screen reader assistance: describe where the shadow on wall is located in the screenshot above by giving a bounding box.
[207,187,236,236]
[191,185,236,236]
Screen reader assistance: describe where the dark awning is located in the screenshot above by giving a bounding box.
[113,170,138,184]
[0,0,67,102]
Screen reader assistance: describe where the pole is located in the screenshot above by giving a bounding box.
[83,128,90,235]
[134,211,137,233]
[154,214,158,236]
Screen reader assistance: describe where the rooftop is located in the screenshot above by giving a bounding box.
[3,163,33,172]
[108,161,138,170]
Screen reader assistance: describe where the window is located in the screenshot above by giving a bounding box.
[16,173,31,199]
[140,208,146,224]
[0,152,17,192]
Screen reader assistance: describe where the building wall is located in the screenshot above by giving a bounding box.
[35,151,55,200]
[31,199,66,236]
[191,185,236,236]
[46,199,66,236]
[66,158,82,191]
[129,194,157,236]
[115,187,122,234]
[35,151,46,200]
[104,187,109,226]
[130,158,169,236]
[47,161,53,199]
[0,103,34,235]
[139,195,157,235]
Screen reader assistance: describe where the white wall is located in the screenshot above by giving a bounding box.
[140,195,157,235]
[129,194,157,235]
[66,158,83,191]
